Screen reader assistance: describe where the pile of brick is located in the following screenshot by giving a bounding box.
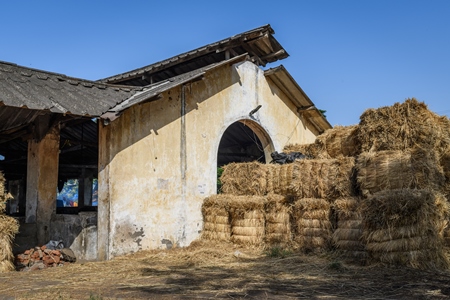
[15,246,75,271]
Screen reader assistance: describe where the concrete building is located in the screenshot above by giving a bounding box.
[0,25,331,260]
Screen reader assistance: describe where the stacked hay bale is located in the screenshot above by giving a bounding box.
[201,195,231,242]
[332,198,366,261]
[356,98,450,269]
[228,196,266,246]
[220,162,268,195]
[264,194,292,246]
[0,172,19,272]
[360,189,449,269]
[293,198,331,252]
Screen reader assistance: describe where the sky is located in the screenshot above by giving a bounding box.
[1,0,449,126]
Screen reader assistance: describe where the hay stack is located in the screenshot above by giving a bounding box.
[290,157,356,200]
[316,125,361,158]
[220,162,268,195]
[358,98,450,153]
[361,189,449,269]
[201,195,231,242]
[283,142,329,159]
[229,196,266,246]
[264,194,292,245]
[356,147,445,198]
[266,164,294,195]
[293,198,331,252]
[332,197,366,261]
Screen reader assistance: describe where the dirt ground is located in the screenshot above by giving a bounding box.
[1,241,450,300]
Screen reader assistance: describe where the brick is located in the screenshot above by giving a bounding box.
[40,245,47,251]
[52,255,61,264]
[44,249,52,255]
[43,255,54,266]
[24,250,31,255]
[51,250,61,256]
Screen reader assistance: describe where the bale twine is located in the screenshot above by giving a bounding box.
[356,147,445,198]
[290,157,356,200]
[266,164,294,195]
[293,198,331,252]
[332,197,367,261]
[229,196,266,246]
[201,195,231,242]
[264,194,292,246]
[361,189,450,270]
[220,162,268,195]
[357,98,450,153]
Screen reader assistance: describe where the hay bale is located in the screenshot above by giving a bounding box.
[283,143,329,159]
[228,196,266,246]
[0,214,19,273]
[293,198,331,252]
[356,147,445,198]
[220,162,268,195]
[201,195,231,242]
[316,125,361,158]
[264,194,292,245]
[266,164,294,195]
[361,189,449,269]
[358,98,450,153]
[291,157,356,200]
[332,198,366,263]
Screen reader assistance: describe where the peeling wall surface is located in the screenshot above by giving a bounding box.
[98,61,318,259]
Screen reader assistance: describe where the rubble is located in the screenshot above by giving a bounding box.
[14,246,76,271]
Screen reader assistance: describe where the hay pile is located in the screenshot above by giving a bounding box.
[266,164,294,195]
[220,162,268,195]
[361,189,449,269]
[332,197,366,260]
[264,194,292,246]
[284,125,360,159]
[358,98,450,153]
[201,195,231,242]
[356,147,445,197]
[291,157,355,200]
[228,196,266,246]
[0,172,19,273]
[293,198,331,252]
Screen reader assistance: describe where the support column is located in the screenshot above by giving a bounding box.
[26,126,60,245]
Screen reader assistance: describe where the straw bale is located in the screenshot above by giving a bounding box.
[333,228,362,241]
[296,219,331,229]
[264,194,292,245]
[294,198,330,211]
[0,214,19,273]
[358,98,450,153]
[295,236,329,251]
[315,125,361,158]
[266,164,294,195]
[291,158,355,200]
[284,143,329,159]
[220,162,268,195]
[333,197,362,221]
[361,189,447,231]
[333,240,365,251]
[366,236,438,252]
[357,148,445,197]
[371,250,450,270]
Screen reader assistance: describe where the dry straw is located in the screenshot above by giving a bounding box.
[290,157,356,200]
[266,164,294,195]
[293,198,331,252]
[0,214,19,273]
[358,98,450,153]
[228,196,266,246]
[315,125,361,158]
[356,147,445,198]
[201,195,231,242]
[264,194,292,245]
[220,162,268,195]
[284,142,329,159]
[361,189,449,269]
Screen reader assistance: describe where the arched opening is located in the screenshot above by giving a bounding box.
[217,120,274,191]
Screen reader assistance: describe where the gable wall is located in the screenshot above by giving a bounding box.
[98,61,318,258]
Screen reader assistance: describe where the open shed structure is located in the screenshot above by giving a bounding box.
[0,25,331,260]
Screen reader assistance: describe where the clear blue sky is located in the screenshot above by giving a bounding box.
[1,1,449,126]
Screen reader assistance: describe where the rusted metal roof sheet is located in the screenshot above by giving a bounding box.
[264,65,332,133]
[99,24,288,86]
[0,61,139,117]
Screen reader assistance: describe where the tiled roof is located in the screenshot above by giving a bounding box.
[0,61,140,117]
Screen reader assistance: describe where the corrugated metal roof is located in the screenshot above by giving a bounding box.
[102,54,249,121]
[0,61,139,117]
[99,24,288,86]
[264,65,332,133]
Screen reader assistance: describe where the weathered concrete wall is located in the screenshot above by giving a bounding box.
[98,61,318,259]
[49,212,98,261]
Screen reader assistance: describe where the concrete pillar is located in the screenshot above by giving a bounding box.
[26,126,60,245]
[97,122,110,260]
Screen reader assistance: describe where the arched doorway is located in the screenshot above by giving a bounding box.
[217,120,274,190]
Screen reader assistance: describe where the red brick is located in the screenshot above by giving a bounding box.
[40,245,47,251]
[24,250,31,255]
[42,255,54,266]
[51,250,61,256]
[52,255,61,264]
